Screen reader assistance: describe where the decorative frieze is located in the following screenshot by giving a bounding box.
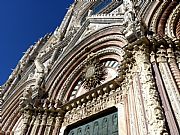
[62,79,122,126]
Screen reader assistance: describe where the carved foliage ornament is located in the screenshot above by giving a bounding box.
[81,53,107,90]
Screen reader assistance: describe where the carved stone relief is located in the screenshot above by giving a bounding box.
[133,43,168,134]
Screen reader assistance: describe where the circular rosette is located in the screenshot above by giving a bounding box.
[81,58,107,90]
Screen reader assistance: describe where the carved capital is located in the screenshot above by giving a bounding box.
[156,45,167,63]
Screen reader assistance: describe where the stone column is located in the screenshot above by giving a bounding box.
[167,47,180,90]
[156,46,180,131]
[134,44,167,135]
[37,112,48,135]
[20,110,32,135]
[44,113,55,135]
[59,126,67,135]
[30,113,42,135]
[26,115,36,134]
[52,113,63,135]
[151,51,180,135]
[131,69,148,135]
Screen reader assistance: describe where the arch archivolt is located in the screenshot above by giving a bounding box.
[148,1,173,34]
[48,31,127,100]
[46,25,126,93]
[166,4,180,38]
[49,35,127,100]
[1,79,35,132]
[58,46,125,102]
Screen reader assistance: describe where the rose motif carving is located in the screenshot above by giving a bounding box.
[81,54,107,90]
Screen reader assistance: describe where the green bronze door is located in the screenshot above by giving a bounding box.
[67,111,118,135]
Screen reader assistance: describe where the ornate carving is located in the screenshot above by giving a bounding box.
[85,125,90,135]
[19,86,33,111]
[122,0,139,40]
[32,57,46,99]
[81,53,107,90]
[62,88,122,127]
[59,46,125,101]
[133,43,168,134]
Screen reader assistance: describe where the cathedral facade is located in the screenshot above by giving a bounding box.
[1,0,180,134]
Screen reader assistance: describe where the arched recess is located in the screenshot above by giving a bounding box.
[64,47,123,102]
[47,25,128,101]
[148,0,180,38]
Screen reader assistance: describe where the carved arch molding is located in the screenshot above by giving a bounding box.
[58,36,127,135]
[64,46,125,102]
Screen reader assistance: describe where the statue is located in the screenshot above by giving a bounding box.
[54,26,60,39]
[19,86,32,110]
[32,57,45,99]
[123,0,137,36]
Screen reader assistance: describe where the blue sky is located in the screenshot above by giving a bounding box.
[0,0,74,85]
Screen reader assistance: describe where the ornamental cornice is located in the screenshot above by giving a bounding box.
[61,78,122,126]
[17,79,121,132]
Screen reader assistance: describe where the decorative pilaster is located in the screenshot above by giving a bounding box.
[37,111,48,135]
[52,100,64,135]
[156,45,180,130]
[151,51,180,135]
[21,110,32,135]
[167,47,180,90]
[30,112,42,135]
[133,43,167,135]
[52,113,63,135]
[44,101,55,135]
[19,86,33,135]
[130,67,148,135]
[43,113,55,135]
[37,99,49,135]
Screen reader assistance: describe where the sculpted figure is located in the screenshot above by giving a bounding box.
[34,58,45,87]
[32,57,45,98]
[123,0,136,34]
[54,26,60,39]
[19,86,33,112]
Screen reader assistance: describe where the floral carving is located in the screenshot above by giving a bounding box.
[81,53,107,90]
